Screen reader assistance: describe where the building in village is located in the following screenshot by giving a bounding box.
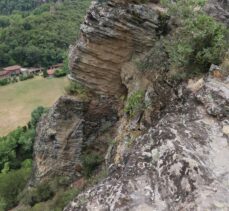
[0,71,9,79]
[21,67,43,75]
[0,63,62,79]
[0,65,21,79]
[3,65,21,76]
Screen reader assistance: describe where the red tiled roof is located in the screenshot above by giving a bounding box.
[0,70,8,76]
[3,65,21,72]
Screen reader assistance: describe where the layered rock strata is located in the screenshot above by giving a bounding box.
[69,0,167,96]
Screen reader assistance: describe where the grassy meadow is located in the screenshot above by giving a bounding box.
[0,76,68,136]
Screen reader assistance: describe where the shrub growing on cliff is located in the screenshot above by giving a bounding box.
[124,91,145,117]
[161,0,229,77]
[135,42,169,72]
[82,153,103,178]
[167,15,228,73]
[21,181,54,206]
[65,81,88,98]
[0,166,31,210]
[30,106,47,128]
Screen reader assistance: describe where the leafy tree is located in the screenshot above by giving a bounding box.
[0,167,31,210]
[54,69,67,77]
[0,106,46,172]
[30,106,47,128]
[0,106,47,210]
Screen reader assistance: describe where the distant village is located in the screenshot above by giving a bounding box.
[0,64,63,80]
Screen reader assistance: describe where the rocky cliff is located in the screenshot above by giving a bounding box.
[29,0,229,210]
[69,0,168,96]
[64,76,229,211]
[30,95,119,185]
[30,0,170,185]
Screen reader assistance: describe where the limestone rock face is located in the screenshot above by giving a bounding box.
[69,0,167,96]
[64,77,229,211]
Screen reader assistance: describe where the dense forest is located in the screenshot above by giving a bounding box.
[0,0,55,15]
[0,0,91,68]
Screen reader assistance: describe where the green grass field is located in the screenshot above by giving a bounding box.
[0,76,68,136]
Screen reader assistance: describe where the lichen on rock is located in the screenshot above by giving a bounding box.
[64,77,229,211]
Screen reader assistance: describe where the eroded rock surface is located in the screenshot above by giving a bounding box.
[30,95,118,185]
[30,96,85,185]
[69,0,167,96]
[65,77,229,211]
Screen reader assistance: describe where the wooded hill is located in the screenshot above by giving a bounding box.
[0,0,91,68]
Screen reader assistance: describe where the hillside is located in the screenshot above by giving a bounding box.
[0,0,54,15]
[0,0,229,210]
[0,0,91,68]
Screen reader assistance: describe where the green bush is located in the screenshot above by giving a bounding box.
[54,69,67,77]
[21,181,54,207]
[161,0,206,19]
[0,127,35,171]
[11,76,18,83]
[20,176,73,208]
[0,167,31,210]
[19,74,34,81]
[0,78,10,86]
[161,0,229,76]
[42,69,48,78]
[0,106,46,172]
[82,153,103,178]
[29,106,47,128]
[49,188,80,211]
[124,91,145,117]
[65,81,87,96]
[166,15,228,72]
[135,42,169,72]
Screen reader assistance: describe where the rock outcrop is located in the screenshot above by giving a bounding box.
[30,96,85,185]
[30,0,229,210]
[30,95,118,185]
[65,76,229,211]
[69,0,168,96]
